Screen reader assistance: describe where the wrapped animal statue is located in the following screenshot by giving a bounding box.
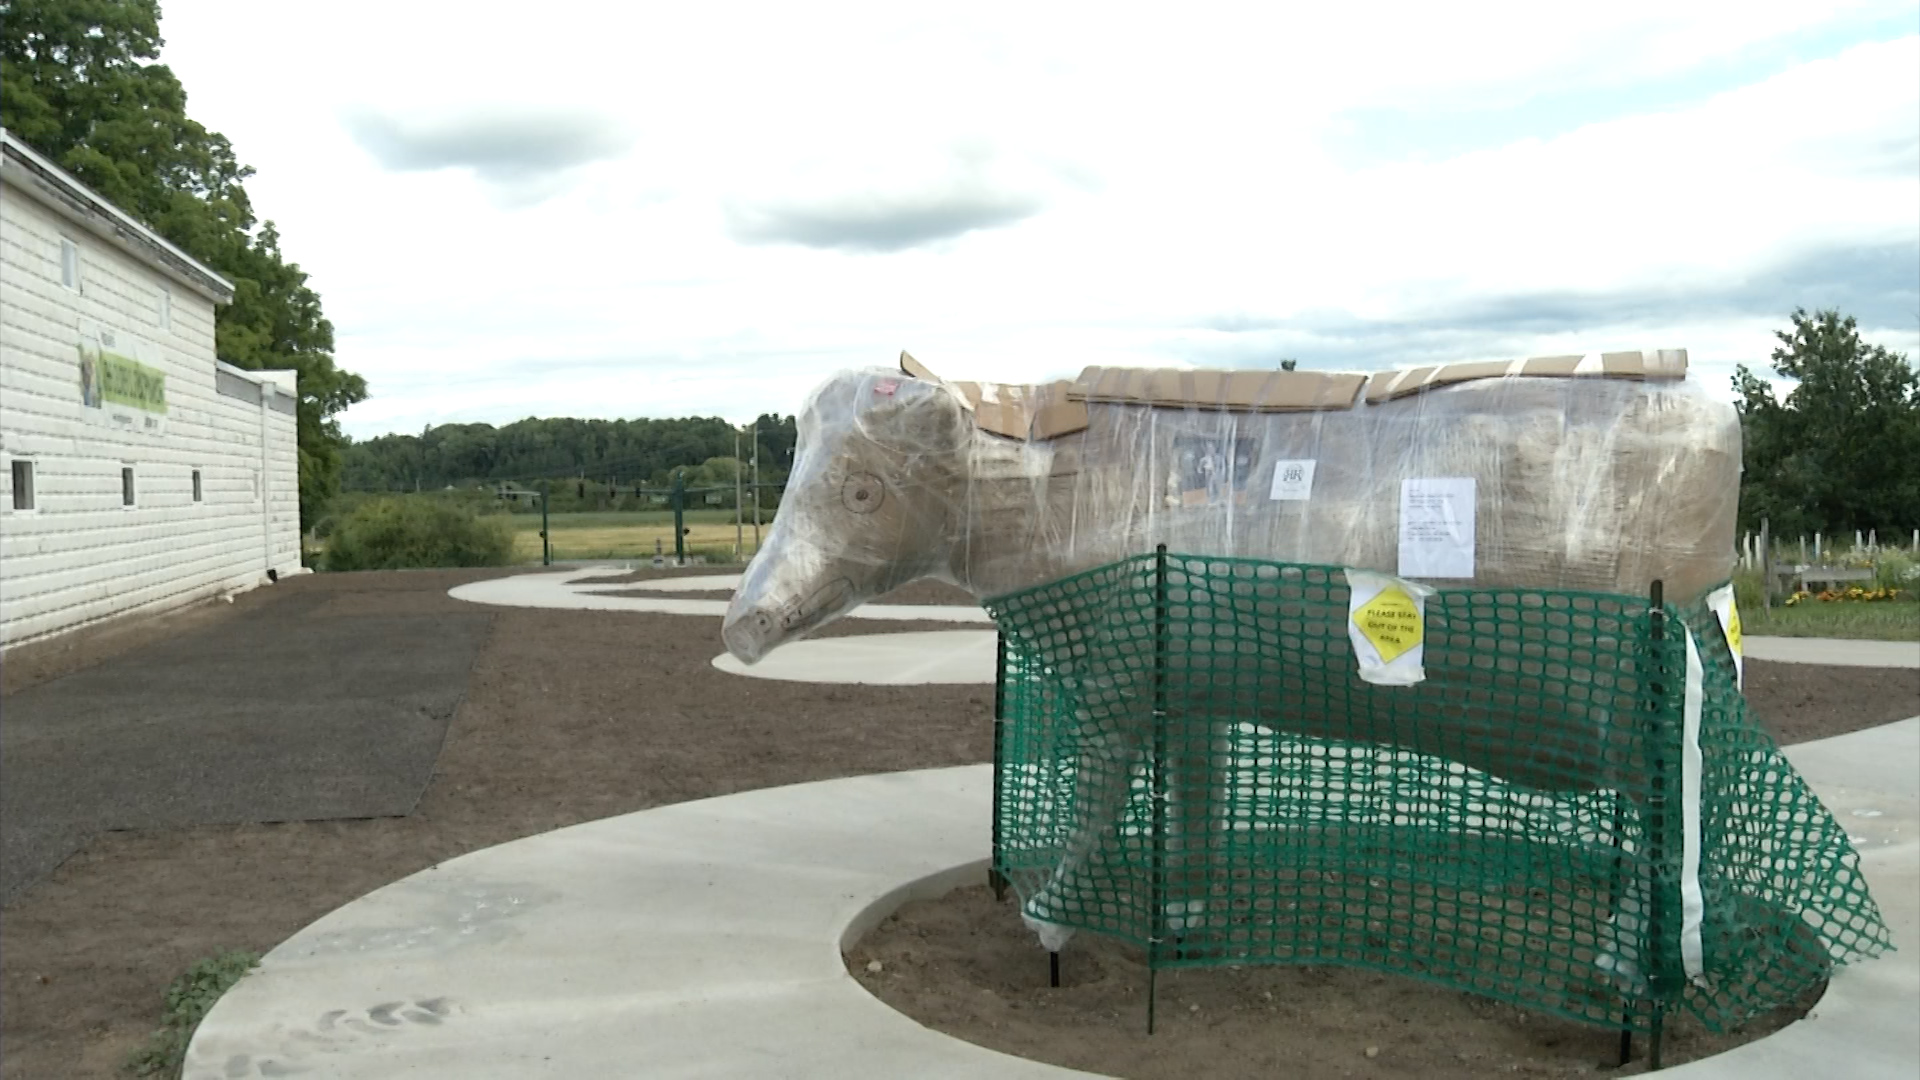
[722,351,1742,794]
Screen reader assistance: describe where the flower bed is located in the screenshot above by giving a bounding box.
[1784,586,1909,606]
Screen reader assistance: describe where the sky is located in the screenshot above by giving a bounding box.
[151,0,1920,439]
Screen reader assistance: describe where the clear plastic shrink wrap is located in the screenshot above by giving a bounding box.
[722,350,1741,667]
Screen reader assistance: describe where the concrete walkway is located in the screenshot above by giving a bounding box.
[575,573,743,592]
[189,717,1919,1079]
[1744,636,1920,668]
[450,568,991,624]
[712,629,997,685]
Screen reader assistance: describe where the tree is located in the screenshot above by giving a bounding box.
[1733,308,1920,539]
[748,413,799,473]
[1,0,367,529]
[338,415,744,492]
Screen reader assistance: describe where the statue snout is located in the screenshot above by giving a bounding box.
[721,605,779,665]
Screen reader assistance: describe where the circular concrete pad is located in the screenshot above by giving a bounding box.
[712,630,996,684]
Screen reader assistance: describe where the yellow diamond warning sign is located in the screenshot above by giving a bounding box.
[1725,601,1742,656]
[1354,586,1423,663]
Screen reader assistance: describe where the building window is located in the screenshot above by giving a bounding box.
[10,459,34,511]
[159,287,172,330]
[192,469,203,502]
[60,238,80,290]
[122,466,136,507]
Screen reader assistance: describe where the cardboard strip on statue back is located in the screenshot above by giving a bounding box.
[901,349,1690,444]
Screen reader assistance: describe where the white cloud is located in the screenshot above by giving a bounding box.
[143,1,1920,437]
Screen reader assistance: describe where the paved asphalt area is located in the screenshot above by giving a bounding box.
[0,590,492,906]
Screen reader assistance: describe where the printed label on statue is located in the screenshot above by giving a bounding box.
[1398,477,1475,578]
[1268,459,1316,501]
[1347,570,1434,685]
[1168,433,1258,509]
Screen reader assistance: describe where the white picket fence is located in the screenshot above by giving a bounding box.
[1738,528,1920,570]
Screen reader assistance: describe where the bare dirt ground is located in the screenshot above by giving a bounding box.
[849,888,1821,1080]
[0,568,1910,1079]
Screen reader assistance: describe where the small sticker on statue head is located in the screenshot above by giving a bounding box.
[873,380,899,397]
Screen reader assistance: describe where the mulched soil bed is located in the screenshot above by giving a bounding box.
[848,885,1823,1080]
[0,568,1910,1079]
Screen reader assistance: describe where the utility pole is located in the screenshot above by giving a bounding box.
[734,427,744,561]
[751,421,761,552]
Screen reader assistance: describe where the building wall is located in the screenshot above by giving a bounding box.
[0,180,301,651]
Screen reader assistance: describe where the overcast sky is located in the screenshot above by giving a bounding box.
[153,1,1920,439]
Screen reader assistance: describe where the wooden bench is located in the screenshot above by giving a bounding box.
[1771,564,1877,594]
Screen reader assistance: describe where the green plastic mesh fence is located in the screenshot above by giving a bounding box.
[986,551,1892,1036]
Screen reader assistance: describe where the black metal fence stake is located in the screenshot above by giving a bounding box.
[1645,579,1670,1071]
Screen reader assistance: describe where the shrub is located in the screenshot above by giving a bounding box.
[1875,553,1919,592]
[322,496,515,571]
[1731,567,1767,614]
[127,949,261,1078]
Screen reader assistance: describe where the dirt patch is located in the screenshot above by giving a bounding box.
[848,885,1818,1079]
[0,566,1907,1080]
[1742,661,1920,744]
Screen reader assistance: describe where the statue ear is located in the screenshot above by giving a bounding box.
[855,375,971,454]
[908,382,971,451]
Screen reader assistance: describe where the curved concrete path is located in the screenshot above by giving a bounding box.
[189,718,1917,1079]
[450,568,990,624]
[712,630,997,685]
[1744,636,1920,668]
[573,573,743,593]
[186,767,1083,1079]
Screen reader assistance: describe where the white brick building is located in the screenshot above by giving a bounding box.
[0,128,301,652]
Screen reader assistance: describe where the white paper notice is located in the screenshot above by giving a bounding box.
[1269,460,1316,501]
[1398,478,1476,578]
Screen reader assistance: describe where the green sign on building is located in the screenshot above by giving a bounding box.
[78,323,167,434]
[96,349,166,412]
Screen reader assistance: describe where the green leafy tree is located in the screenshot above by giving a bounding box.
[2,0,367,529]
[1733,308,1920,538]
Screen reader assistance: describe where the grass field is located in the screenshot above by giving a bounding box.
[1742,600,1920,641]
[509,510,771,563]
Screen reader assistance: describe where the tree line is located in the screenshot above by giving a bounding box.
[339,413,800,494]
